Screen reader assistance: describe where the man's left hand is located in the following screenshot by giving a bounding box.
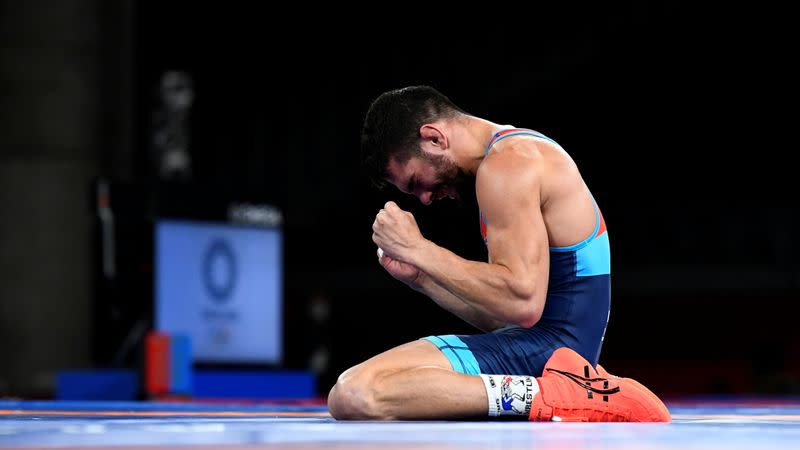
[372,201,427,263]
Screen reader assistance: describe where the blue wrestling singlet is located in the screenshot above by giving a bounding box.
[424,128,611,376]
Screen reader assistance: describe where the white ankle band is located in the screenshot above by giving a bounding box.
[479,374,538,417]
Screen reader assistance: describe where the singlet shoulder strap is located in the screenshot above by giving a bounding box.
[484,128,559,156]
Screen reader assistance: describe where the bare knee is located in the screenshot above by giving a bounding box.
[327,369,389,420]
[327,340,450,420]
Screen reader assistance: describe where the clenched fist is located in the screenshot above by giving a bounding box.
[371,201,426,264]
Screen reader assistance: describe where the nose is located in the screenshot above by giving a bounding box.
[419,191,433,205]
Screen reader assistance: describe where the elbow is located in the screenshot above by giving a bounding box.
[505,277,542,328]
[513,289,543,329]
[516,301,543,329]
[512,282,543,329]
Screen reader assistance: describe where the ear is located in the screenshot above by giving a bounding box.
[419,124,448,154]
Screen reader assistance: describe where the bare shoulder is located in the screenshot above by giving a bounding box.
[476,139,544,194]
[475,145,545,218]
[480,135,583,198]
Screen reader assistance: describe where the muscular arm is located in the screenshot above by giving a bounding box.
[410,151,550,328]
[411,272,507,332]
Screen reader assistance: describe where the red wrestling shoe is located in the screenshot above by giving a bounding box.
[529,348,671,422]
[595,363,671,421]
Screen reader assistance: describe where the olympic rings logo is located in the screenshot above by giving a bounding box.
[202,239,237,302]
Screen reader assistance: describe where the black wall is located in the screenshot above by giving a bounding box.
[1,1,795,397]
[132,3,799,395]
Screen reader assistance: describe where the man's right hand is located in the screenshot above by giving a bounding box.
[378,248,427,290]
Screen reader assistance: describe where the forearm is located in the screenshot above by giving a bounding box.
[411,241,540,328]
[412,275,507,333]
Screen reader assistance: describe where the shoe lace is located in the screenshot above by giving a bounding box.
[546,365,625,421]
[545,367,621,396]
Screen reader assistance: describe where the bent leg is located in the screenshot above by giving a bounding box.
[328,339,487,420]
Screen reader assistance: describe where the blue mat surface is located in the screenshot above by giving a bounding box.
[1,398,799,449]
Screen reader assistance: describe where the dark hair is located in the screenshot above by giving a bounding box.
[360,86,466,188]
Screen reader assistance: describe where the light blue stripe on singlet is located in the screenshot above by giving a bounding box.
[422,335,481,375]
[575,231,610,276]
[549,201,610,275]
[549,204,601,253]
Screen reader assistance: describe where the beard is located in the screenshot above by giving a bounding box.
[424,153,474,203]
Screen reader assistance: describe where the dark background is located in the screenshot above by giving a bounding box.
[1,1,797,399]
